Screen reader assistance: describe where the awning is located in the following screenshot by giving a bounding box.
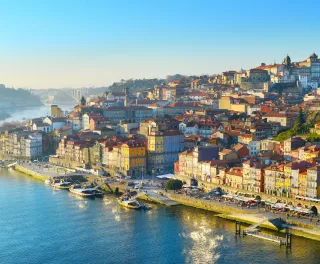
[156,174,174,179]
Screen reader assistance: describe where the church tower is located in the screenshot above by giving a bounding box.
[124,87,129,107]
[283,54,292,73]
[80,96,86,106]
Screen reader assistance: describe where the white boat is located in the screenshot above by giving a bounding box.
[7,162,17,168]
[52,180,73,189]
[45,178,51,185]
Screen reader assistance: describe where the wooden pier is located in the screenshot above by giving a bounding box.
[237,219,292,248]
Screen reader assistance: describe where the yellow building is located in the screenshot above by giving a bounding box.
[274,164,292,198]
[120,141,146,177]
[218,96,231,110]
[225,167,243,189]
[230,103,247,113]
[218,96,247,113]
[147,131,164,174]
[298,170,307,197]
[51,105,64,117]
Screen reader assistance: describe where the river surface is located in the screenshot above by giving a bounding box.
[0,104,74,125]
[0,169,319,264]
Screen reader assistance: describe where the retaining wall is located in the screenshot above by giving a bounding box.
[14,164,47,181]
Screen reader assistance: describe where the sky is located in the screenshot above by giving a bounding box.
[0,0,320,89]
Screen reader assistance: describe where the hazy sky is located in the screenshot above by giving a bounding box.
[1,0,319,89]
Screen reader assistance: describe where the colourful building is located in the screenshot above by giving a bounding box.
[120,141,146,177]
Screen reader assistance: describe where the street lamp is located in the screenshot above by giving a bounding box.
[152,168,155,183]
[141,166,144,183]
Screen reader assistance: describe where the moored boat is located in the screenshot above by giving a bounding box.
[52,180,73,189]
[69,186,96,198]
[94,189,104,198]
[45,178,52,185]
[117,197,142,210]
[142,204,152,210]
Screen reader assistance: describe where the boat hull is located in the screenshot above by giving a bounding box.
[69,189,96,198]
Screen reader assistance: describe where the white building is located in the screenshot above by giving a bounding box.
[82,113,91,130]
[25,133,42,159]
[32,123,50,133]
[67,115,83,132]
[179,122,198,136]
[298,74,308,89]
[43,117,67,132]
[247,105,261,116]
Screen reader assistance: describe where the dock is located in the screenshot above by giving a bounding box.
[244,230,286,245]
[143,191,179,206]
[239,218,291,247]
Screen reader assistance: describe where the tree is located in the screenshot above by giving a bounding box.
[298,107,305,125]
[165,179,183,191]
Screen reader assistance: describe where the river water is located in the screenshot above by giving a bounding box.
[0,169,319,264]
[0,104,74,125]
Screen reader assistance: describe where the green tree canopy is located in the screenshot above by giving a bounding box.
[165,179,183,190]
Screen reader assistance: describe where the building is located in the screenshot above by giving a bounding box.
[242,160,265,193]
[32,123,50,133]
[24,133,43,159]
[176,146,220,179]
[89,116,108,131]
[51,105,64,117]
[43,117,67,132]
[248,141,261,156]
[179,122,199,136]
[263,112,296,128]
[163,130,184,173]
[299,53,320,85]
[147,130,164,175]
[283,137,306,160]
[225,167,243,189]
[0,130,43,160]
[118,141,146,177]
[306,166,320,198]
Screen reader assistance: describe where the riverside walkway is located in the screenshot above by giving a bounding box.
[143,190,179,206]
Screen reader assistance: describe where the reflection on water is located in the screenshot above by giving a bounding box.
[0,169,319,264]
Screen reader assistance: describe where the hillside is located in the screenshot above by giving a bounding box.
[0,86,42,108]
[107,78,165,93]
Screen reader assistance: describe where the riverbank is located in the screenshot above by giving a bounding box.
[2,170,318,264]
[14,164,48,181]
[101,182,179,206]
[167,192,320,241]
[11,163,320,241]
[218,213,320,241]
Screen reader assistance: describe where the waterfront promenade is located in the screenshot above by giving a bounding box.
[11,162,320,241]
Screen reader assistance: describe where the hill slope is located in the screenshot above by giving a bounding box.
[0,86,42,109]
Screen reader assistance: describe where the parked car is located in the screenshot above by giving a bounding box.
[127,182,135,187]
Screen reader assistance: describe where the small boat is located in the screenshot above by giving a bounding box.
[52,180,73,189]
[94,189,104,198]
[143,204,152,210]
[45,178,52,185]
[7,162,17,168]
[117,198,142,210]
[69,186,96,198]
